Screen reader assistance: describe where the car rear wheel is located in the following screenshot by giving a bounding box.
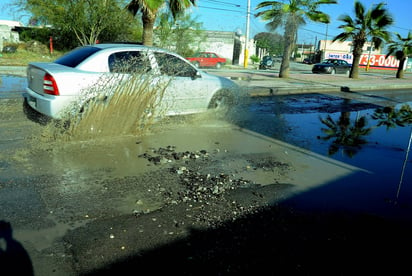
[193,62,200,68]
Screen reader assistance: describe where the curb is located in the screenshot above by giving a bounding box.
[247,84,412,96]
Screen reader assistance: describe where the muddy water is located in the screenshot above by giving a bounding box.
[1,94,356,219]
[0,75,27,99]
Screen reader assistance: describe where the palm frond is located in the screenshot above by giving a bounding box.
[333,32,351,42]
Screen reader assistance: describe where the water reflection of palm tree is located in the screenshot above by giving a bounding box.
[372,104,412,202]
[319,109,372,157]
[372,104,412,129]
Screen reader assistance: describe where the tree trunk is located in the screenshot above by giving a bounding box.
[396,58,406,78]
[142,11,156,46]
[279,20,296,78]
[350,53,361,79]
[350,41,364,79]
[279,42,292,78]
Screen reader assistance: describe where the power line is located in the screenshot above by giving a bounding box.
[197,5,243,14]
[203,0,242,8]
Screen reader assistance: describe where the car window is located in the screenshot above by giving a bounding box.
[210,53,217,58]
[108,51,151,73]
[154,52,197,77]
[54,46,101,68]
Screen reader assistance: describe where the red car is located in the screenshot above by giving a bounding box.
[186,52,226,69]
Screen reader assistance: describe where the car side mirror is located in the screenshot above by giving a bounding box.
[191,71,201,80]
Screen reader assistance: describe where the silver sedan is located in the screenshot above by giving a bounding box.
[24,43,238,119]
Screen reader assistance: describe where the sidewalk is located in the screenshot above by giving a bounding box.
[0,66,26,77]
[215,66,412,96]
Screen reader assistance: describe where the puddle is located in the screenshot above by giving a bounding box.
[235,93,412,217]
[0,75,26,98]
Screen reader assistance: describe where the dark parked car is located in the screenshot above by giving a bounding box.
[303,58,313,64]
[259,56,275,70]
[312,59,351,75]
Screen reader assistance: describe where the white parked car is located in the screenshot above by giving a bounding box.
[23,43,238,119]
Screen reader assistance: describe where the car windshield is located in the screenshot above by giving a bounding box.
[54,46,101,68]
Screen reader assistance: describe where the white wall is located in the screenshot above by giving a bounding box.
[198,30,255,66]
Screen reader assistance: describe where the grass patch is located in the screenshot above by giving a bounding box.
[0,42,65,66]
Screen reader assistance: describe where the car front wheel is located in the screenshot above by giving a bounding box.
[215,62,222,69]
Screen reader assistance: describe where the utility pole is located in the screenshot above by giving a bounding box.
[244,0,250,68]
[323,24,328,59]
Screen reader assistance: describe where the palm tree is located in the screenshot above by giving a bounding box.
[333,1,393,79]
[126,0,196,46]
[255,0,337,78]
[386,32,412,79]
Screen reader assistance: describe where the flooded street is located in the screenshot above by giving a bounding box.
[1,74,412,275]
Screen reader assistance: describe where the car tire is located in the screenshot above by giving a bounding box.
[208,90,235,116]
[193,62,200,68]
[331,68,336,75]
[215,62,222,69]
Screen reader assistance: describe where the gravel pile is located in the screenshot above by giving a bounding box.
[136,145,293,227]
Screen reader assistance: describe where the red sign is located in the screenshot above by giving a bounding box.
[359,54,399,70]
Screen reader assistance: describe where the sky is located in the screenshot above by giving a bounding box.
[188,0,411,44]
[0,0,410,44]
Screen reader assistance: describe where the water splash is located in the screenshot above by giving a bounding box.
[42,72,169,142]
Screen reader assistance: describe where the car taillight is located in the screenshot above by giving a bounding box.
[43,73,59,95]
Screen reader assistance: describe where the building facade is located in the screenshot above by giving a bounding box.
[317,39,381,63]
[0,20,22,51]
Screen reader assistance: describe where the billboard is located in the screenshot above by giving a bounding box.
[359,54,400,70]
[325,52,401,70]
